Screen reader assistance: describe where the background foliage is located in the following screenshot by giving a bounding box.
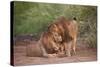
[13,1,97,48]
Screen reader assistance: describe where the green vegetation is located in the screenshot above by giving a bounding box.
[13,1,97,48]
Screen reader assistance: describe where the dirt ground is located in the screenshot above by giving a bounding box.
[13,38,97,66]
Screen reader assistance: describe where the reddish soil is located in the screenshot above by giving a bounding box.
[13,39,97,66]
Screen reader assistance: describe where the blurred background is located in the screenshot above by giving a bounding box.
[13,1,97,48]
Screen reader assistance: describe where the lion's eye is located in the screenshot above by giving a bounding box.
[54,33,58,36]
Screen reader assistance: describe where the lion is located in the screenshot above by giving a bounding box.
[26,30,62,57]
[48,16,78,56]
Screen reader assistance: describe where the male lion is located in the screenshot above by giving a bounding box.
[37,30,62,58]
[48,16,78,56]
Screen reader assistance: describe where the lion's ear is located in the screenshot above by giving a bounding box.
[53,24,57,28]
[73,17,77,21]
[48,24,52,30]
[48,24,56,29]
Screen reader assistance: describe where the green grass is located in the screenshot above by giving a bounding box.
[13,1,97,48]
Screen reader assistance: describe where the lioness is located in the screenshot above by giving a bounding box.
[48,16,78,56]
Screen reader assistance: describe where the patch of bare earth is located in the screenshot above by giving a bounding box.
[13,39,97,66]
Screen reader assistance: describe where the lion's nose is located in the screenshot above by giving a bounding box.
[54,46,59,51]
[58,37,62,42]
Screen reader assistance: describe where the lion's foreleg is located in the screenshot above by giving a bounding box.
[40,45,48,57]
[64,42,72,57]
[72,38,76,55]
[37,40,48,57]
